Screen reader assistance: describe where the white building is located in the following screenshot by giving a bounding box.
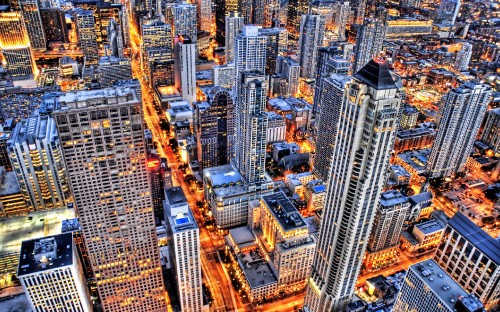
[174,36,197,104]
[304,180,326,212]
[17,233,92,312]
[352,16,387,74]
[172,2,197,43]
[213,63,235,89]
[164,187,203,312]
[427,81,492,178]
[304,60,403,312]
[437,0,461,25]
[225,12,244,63]
[267,112,286,144]
[297,15,325,79]
[197,0,212,32]
[453,42,473,72]
[285,172,316,198]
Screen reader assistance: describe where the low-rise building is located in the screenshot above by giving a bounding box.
[394,149,431,183]
[267,112,286,144]
[394,124,435,153]
[272,142,300,162]
[304,180,326,212]
[401,219,444,254]
[408,191,434,221]
[284,172,316,198]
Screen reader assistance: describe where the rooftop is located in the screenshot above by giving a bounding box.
[261,192,307,232]
[354,59,400,90]
[237,249,277,289]
[17,232,74,276]
[448,212,500,264]
[0,170,21,196]
[165,187,188,207]
[379,190,409,208]
[414,219,444,235]
[168,206,198,233]
[396,149,431,174]
[228,226,257,248]
[56,87,139,109]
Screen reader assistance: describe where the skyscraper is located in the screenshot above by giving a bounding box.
[334,2,350,41]
[286,0,309,38]
[304,60,403,312]
[197,0,212,32]
[172,2,197,44]
[194,87,234,169]
[17,233,92,312]
[453,42,473,72]
[19,0,46,51]
[52,87,166,312]
[297,15,325,79]
[427,81,492,178]
[141,20,173,50]
[40,8,68,43]
[107,18,124,58]
[351,0,366,24]
[8,114,70,211]
[312,74,349,182]
[224,12,244,63]
[214,0,238,45]
[480,107,500,152]
[233,71,268,185]
[352,17,387,74]
[98,56,133,87]
[437,0,461,25]
[259,27,288,75]
[174,35,197,104]
[74,9,99,65]
[233,25,267,94]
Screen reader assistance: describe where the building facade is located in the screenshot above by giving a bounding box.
[297,15,326,79]
[98,56,133,87]
[352,16,387,74]
[174,35,197,104]
[74,9,99,64]
[225,12,244,63]
[19,0,46,51]
[481,108,500,152]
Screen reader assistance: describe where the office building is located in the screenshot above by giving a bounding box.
[107,18,124,58]
[274,56,300,97]
[481,108,500,151]
[19,0,46,51]
[352,17,387,74]
[267,112,286,143]
[225,12,244,63]
[286,0,309,37]
[0,11,36,78]
[312,74,349,182]
[437,0,461,25]
[233,25,267,95]
[334,2,350,41]
[146,154,164,224]
[304,60,403,312]
[454,43,473,72]
[385,18,433,38]
[194,87,234,169]
[351,0,366,24]
[434,212,500,309]
[214,0,238,45]
[172,2,197,44]
[164,187,202,312]
[7,114,69,211]
[197,0,211,32]
[364,190,410,269]
[213,63,235,89]
[259,27,287,75]
[52,87,166,312]
[40,8,68,43]
[400,106,419,129]
[0,168,27,217]
[400,219,445,253]
[393,259,484,312]
[427,81,492,178]
[174,35,197,104]
[98,56,133,87]
[233,71,268,185]
[141,20,173,50]
[74,9,99,64]
[297,15,325,79]
[17,233,92,312]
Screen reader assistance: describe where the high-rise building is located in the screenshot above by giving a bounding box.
[427,81,492,178]
[480,108,500,152]
[351,0,366,24]
[454,42,473,72]
[393,259,485,312]
[194,87,234,169]
[334,2,350,41]
[312,74,349,182]
[52,87,166,312]
[17,233,92,312]
[275,56,300,97]
[107,18,124,58]
[434,212,500,309]
[232,71,268,184]
[172,2,197,44]
[224,12,244,63]
[263,0,279,27]
[19,0,46,51]
[0,10,36,78]
[7,114,69,211]
[259,27,287,75]
[98,56,133,87]
[437,0,461,25]
[297,15,325,79]
[364,190,410,269]
[141,20,173,50]
[197,0,212,32]
[74,9,99,64]
[233,25,267,94]
[40,8,68,43]
[214,0,238,45]
[352,17,387,74]
[400,106,419,129]
[164,187,202,311]
[174,35,197,104]
[304,60,403,312]
[286,0,309,37]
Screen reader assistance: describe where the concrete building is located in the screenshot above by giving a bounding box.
[224,12,244,63]
[297,15,325,79]
[52,87,166,312]
[19,0,46,51]
[174,35,197,104]
[400,219,444,253]
[481,108,500,152]
[7,114,69,211]
[172,2,197,44]
[427,81,492,178]
[434,212,500,309]
[285,172,316,198]
[385,19,432,38]
[394,124,436,152]
[304,60,403,312]
[393,259,484,312]
[275,56,300,97]
[267,112,286,144]
[352,16,387,74]
[259,27,288,75]
[164,187,202,312]
[333,2,350,41]
[107,18,124,58]
[0,168,27,217]
[98,56,132,87]
[400,106,419,129]
[213,63,235,89]
[304,180,326,212]
[74,9,99,64]
[194,87,234,169]
[197,0,212,32]
[437,0,461,25]
[454,43,473,72]
[214,0,238,45]
[313,74,349,182]
[17,233,92,312]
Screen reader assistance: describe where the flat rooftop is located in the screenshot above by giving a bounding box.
[165,187,188,207]
[17,232,74,276]
[157,85,181,98]
[415,219,444,235]
[168,206,198,233]
[396,149,431,174]
[261,192,307,232]
[228,226,256,246]
[57,86,138,105]
[237,249,277,289]
[0,170,21,196]
[0,208,76,257]
[379,190,409,208]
